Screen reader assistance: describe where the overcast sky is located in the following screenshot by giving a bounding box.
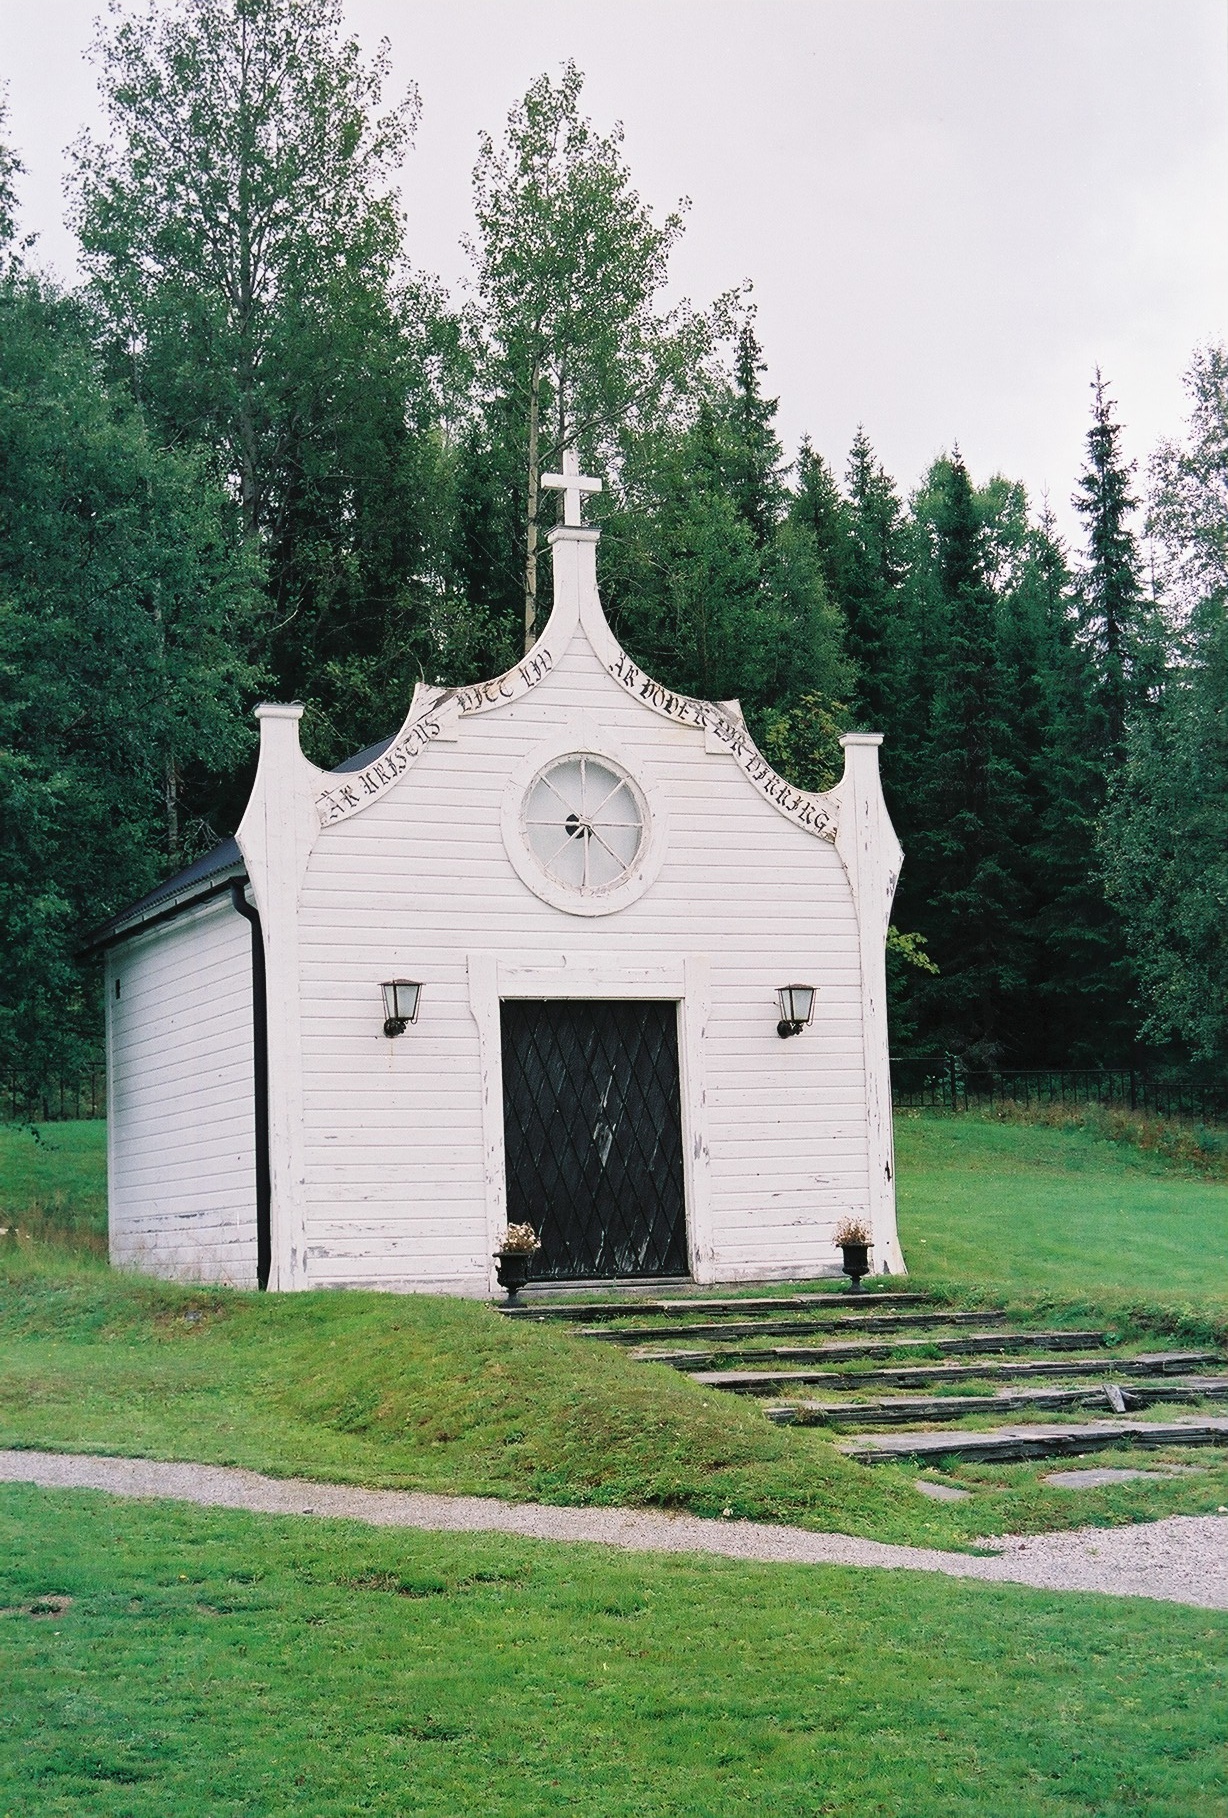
[2,0,1225,542]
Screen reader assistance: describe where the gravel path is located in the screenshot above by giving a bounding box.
[4,1448,1226,1610]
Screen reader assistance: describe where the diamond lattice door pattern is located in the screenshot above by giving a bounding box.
[500,1000,688,1280]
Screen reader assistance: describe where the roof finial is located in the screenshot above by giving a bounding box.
[541,446,602,527]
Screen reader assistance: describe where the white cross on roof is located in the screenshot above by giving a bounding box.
[541,446,602,526]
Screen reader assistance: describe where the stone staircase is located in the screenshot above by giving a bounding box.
[501,1288,1228,1472]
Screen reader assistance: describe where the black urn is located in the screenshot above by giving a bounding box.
[838,1240,871,1292]
[493,1249,534,1303]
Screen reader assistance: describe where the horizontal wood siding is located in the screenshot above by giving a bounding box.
[107,896,256,1286]
[297,641,869,1291]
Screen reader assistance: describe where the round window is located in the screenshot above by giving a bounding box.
[523,754,646,893]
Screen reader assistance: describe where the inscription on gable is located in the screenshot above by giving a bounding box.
[314,646,556,826]
[455,644,554,715]
[315,711,445,826]
[606,653,836,840]
[314,637,833,838]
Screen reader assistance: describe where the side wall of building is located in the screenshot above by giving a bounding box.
[106,894,257,1285]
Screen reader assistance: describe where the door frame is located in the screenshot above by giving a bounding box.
[467,954,714,1292]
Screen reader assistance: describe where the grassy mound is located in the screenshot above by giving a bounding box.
[5,1244,1228,1545]
[3,1111,1228,1544]
[0,1251,944,1543]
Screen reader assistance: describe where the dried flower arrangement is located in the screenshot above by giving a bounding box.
[833,1218,871,1247]
[499,1222,541,1255]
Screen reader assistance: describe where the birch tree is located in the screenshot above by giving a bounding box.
[68,0,448,764]
[71,0,418,537]
[1100,345,1228,1073]
[467,62,719,650]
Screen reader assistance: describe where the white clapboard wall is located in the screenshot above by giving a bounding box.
[237,521,902,1294]
[106,894,256,1285]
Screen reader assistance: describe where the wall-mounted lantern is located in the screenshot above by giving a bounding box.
[381,979,422,1037]
[776,984,816,1039]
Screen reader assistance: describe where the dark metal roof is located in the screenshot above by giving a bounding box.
[83,728,397,953]
[83,837,246,953]
[331,733,394,774]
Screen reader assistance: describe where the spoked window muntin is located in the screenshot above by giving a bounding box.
[522,754,647,895]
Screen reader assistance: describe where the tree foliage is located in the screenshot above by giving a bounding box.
[1101,613,1228,1073]
[70,0,447,766]
[601,318,851,737]
[0,110,21,261]
[1,26,1225,1087]
[1072,371,1158,760]
[1147,344,1228,619]
[0,264,259,1084]
[1101,346,1228,1075]
[72,0,417,530]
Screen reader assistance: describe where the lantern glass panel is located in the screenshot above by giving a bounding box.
[382,980,422,1025]
[778,984,815,1026]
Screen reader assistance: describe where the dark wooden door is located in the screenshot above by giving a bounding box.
[500,1000,688,1280]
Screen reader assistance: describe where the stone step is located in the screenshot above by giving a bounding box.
[596,1309,1007,1346]
[839,1415,1228,1466]
[765,1375,1228,1427]
[631,1310,1010,1361]
[701,1350,1218,1395]
[689,1330,1108,1389]
[499,1291,932,1322]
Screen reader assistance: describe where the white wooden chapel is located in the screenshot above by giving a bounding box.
[95,455,905,1293]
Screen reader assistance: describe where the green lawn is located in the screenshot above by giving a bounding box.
[0,1119,106,1250]
[0,1252,976,1548]
[7,1107,1227,1308]
[3,1484,1225,1818]
[3,1115,1228,1814]
[896,1112,1228,1315]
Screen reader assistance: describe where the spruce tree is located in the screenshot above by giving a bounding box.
[1101,344,1228,1077]
[727,319,785,547]
[841,429,909,731]
[1015,503,1138,1063]
[1072,371,1151,762]
[1101,600,1228,1077]
[600,348,850,734]
[898,454,1033,1060]
[789,439,853,628]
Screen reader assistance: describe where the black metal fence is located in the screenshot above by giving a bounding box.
[892,1055,1228,1125]
[8,1055,1228,1130]
[2,1066,106,1124]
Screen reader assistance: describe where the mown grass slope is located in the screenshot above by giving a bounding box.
[896,1111,1228,1313]
[2,1112,1228,1544]
[0,1249,955,1543]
